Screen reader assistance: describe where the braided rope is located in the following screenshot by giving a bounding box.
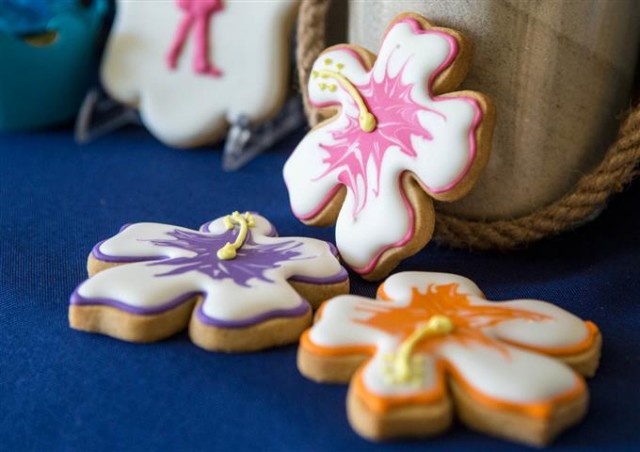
[296,0,640,250]
[296,0,330,126]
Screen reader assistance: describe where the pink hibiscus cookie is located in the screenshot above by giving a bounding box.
[284,14,495,280]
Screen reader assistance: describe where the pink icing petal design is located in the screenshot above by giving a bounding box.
[316,57,444,217]
[284,17,490,276]
[167,0,224,77]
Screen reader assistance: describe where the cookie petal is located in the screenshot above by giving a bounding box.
[254,235,347,284]
[199,213,276,237]
[283,124,344,222]
[309,295,395,350]
[481,298,595,353]
[379,272,485,302]
[409,94,482,193]
[195,276,309,328]
[72,260,201,313]
[372,18,456,91]
[93,223,201,263]
[355,351,447,411]
[441,340,585,417]
[335,164,413,272]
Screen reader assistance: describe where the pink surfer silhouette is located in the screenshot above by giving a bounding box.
[167,0,224,77]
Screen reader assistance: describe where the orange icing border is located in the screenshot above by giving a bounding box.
[352,359,586,418]
[500,321,599,357]
[304,293,599,419]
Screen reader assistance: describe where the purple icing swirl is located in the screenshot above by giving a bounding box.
[147,228,307,288]
[74,218,347,327]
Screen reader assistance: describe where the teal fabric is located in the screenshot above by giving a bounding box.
[1,127,639,450]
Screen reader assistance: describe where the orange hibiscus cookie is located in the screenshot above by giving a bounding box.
[299,272,601,445]
[284,14,495,280]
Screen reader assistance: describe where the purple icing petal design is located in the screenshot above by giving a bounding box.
[148,229,309,287]
[74,215,349,332]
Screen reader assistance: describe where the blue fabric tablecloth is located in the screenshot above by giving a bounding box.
[1,127,639,451]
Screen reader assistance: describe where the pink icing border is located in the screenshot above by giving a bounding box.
[352,171,417,276]
[293,17,485,275]
[399,17,483,194]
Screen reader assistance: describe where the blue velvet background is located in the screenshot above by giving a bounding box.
[1,127,639,451]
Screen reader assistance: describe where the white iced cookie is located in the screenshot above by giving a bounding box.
[283,13,495,280]
[299,271,601,445]
[69,212,349,352]
[101,0,299,147]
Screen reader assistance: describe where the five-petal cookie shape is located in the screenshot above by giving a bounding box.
[299,272,601,445]
[101,0,299,147]
[69,212,349,352]
[284,14,495,280]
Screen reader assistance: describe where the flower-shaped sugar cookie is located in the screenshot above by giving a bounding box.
[299,272,601,445]
[284,14,495,280]
[101,0,299,147]
[69,212,349,352]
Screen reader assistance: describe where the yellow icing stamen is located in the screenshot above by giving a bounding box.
[217,211,256,260]
[324,58,333,65]
[316,68,377,133]
[384,315,454,386]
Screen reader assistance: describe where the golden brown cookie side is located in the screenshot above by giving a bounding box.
[450,379,588,447]
[189,301,312,352]
[347,381,453,441]
[69,297,197,343]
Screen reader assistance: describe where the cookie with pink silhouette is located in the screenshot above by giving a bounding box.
[69,212,349,352]
[101,0,299,148]
[284,13,496,280]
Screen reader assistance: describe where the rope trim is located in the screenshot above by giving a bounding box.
[296,0,640,250]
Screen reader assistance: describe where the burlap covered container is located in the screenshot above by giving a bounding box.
[296,0,640,250]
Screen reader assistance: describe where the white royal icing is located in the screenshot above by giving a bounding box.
[308,272,592,404]
[284,19,484,272]
[102,0,299,147]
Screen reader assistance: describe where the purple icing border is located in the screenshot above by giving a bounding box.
[69,289,200,315]
[288,266,348,285]
[70,289,311,328]
[195,297,310,328]
[91,240,166,263]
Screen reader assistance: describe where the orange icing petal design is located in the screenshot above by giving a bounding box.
[301,272,599,424]
[357,284,551,355]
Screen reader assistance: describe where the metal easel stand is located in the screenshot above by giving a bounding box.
[222,97,305,171]
[74,87,140,144]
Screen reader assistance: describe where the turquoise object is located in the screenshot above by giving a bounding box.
[0,1,108,131]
